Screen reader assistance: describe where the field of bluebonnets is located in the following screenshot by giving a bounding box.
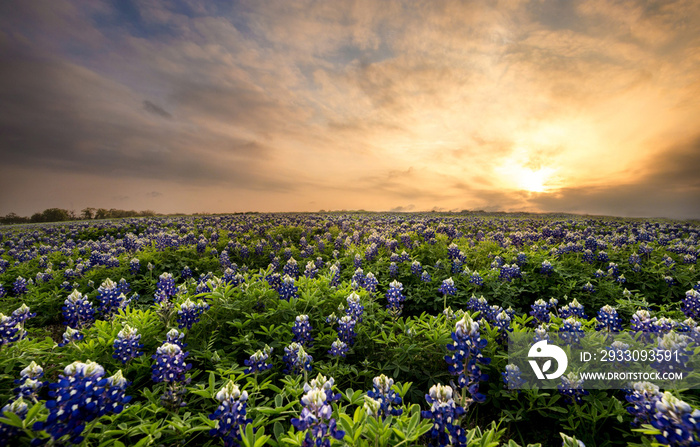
[0,212,699,447]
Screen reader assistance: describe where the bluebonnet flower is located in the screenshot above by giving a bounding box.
[540,260,554,275]
[151,342,192,409]
[96,278,129,318]
[353,253,363,269]
[329,263,341,287]
[60,281,73,292]
[0,398,28,442]
[328,338,349,358]
[652,332,691,375]
[529,299,552,324]
[291,374,344,447]
[492,309,513,344]
[366,374,403,418]
[445,314,490,403]
[594,269,606,278]
[165,328,187,349]
[582,282,596,293]
[559,318,585,346]
[411,261,422,277]
[499,264,521,282]
[13,276,28,296]
[14,361,45,402]
[582,250,595,263]
[117,278,131,296]
[682,289,700,320]
[560,298,587,319]
[351,267,365,290]
[177,298,209,330]
[388,262,398,278]
[421,270,432,282]
[12,303,35,325]
[58,326,84,347]
[337,316,357,346]
[283,257,299,279]
[0,283,5,298]
[129,258,140,274]
[605,341,631,365]
[421,384,467,447]
[33,361,131,445]
[303,261,318,278]
[469,271,484,286]
[447,243,461,259]
[362,272,378,293]
[283,342,312,375]
[156,272,177,302]
[631,309,657,334]
[607,262,619,277]
[0,313,20,349]
[438,277,456,296]
[385,280,406,316]
[597,251,609,263]
[244,346,273,374]
[208,381,252,447]
[651,392,700,447]
[278,275,298,301]
[595,305,622,333]
[346,292,364,322]
[292,315,314,347]
[625,381,662,428]
[615,274,627,284]
[558,372,589,404]
[112,324,144,364]
[502,364,526,389]
[196,237,207,254]
[325,312,338,326]
[665,275,676,286]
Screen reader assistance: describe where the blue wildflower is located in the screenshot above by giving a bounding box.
[283,342,312,375]
[112,324,144,364]
[63,290,95,329]
[0,398,28,442]
[421,270,432,282]
[208,381,252,447]
[362,272,378,293]
[177,298,209,330]
[595,305,622,333]
[165,328,187,349]
[0,313,20,349]
[558,372,589,404]
[58,326,84,347]
[346,292,364,322]
[337,316,357,346]
[529,299,552,324]
[540,260,554,275]
[560,298,587,319]
[439,277,457,296]
[682,289,700,320]
[421,384,467,447]
[14,361,45,402]
[292,315,314,347]
[328,338,349,358]
[445,314,490,403]
[278,275,298,301]
[559,317,585,346]
[96,278,129,319]
[411,261,422,277]
[651,392,700,447]
[151,342,192,409]
[291,375,344,447]
[385,280,406,316]
[366,375,403,418]
[244,346,273,374]
[156,272,177,302]
[502,364,526,389]
[13,276,28,296]
[33,361,130,445]
[625,381,662,428]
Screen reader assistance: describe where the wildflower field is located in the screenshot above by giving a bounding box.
[0,212,699,447]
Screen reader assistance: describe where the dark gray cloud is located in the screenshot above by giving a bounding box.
[143,100,172,118]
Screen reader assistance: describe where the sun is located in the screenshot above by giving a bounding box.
[516,167,556,193]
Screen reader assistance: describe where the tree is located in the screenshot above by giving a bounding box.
[81,208,95,219]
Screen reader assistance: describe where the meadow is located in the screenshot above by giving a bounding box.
[0,212,698,447]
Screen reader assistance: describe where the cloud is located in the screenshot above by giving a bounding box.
[145,191,163,198]
[143,100,172,118]
[389,204,415,212]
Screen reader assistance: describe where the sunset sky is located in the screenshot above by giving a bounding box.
[1,0,699,219]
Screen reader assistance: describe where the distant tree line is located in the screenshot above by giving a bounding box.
[0,208,156,224]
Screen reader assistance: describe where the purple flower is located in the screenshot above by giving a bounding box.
[438,277,456,296]
[244,346,273,374]
[291,374,344,447]
[151,342,192,409]
[421,384,467,447]
[558,372,588,405]
[445,314,490,403]
[58,326,84,347]
[112,324,144,364]
[177,298,209,330]
[283,342,312,375]
[33,361,131,445]
[292,314,314,347]
[595,305,622,333]
[328,339,349,358]
[63,290,95,329]
[208,381,252,446]
[366,375,402,418]
[385,280,406,316]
